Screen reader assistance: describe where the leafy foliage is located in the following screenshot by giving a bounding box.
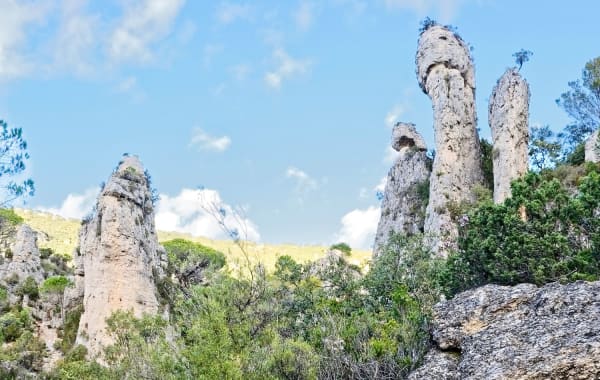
[556,56,600,151]
[443,164,600,296]
[480,138,494,191]
[329,242,352,256]
[513,49,533,70]
[0,121,35,205]
[529,124,561,171]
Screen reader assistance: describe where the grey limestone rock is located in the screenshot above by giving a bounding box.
[373,123,431,258]
[489,68,530,203]
[76,155,167,358]
[411,281,600,379]
[416,25,484,257]
[0,224,44,287]
[585,129,599,163]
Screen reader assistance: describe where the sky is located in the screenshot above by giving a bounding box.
[0,0,598,250]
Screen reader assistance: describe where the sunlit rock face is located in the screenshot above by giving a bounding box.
[489,68,530,203]
[373,122,431,258]
[416,25,483,257]
[76,155,167,358]
[585,129,600,163]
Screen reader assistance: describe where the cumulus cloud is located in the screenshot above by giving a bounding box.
[294,1,315,31]
[108,0,186,64]
[334,206,380,250]
[189,128,231,152]
[285,166,318,193]
[215,2,253,24]
[155,188,260,241]
[383,0,467,22]
[38,187,100,220]
[383,145,401,164]
[264,49,312,89]
[0,1,48,79]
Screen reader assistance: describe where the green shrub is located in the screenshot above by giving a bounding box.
[163,239,226,274]
[39,247,54,259]
[329,242,352,256]
[0,209,24,226]
[443,165,600,296]
[16,276,39,301]
[57,305,84,354]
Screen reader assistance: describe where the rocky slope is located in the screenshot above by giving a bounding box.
[410,281,600,379]
[75,155,168,358]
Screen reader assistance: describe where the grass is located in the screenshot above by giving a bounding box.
[15,209,372,272]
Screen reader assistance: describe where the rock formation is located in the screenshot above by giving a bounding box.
[76,155,167,357]
[585,129,599,162]
[489,68,530,203]
[0,224,44,287]
[410,281,600,379]
[416,25,483,256]
[373,122,431,258]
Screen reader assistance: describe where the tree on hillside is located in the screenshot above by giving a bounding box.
[41,276,72,324]
[0,120,34,205]
[556,56,600,150]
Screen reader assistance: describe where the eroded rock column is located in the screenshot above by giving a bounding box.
[416,25,483,256]
[585,129,599,163]
[373,122,431,258]
[489,68,530,203]
[76,155,167,358]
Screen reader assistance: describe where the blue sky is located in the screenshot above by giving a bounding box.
[0,0,597,249]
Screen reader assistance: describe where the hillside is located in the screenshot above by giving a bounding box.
[15,208,371,272]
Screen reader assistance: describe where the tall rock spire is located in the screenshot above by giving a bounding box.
[373,122,431,258]
[489,68,530,203]
[76,155,167,357]
[416,25,483,256]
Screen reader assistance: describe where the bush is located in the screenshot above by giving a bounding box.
[329,242,352,256]
[39,247,54,259]
[0,208,24,226]
[163,239,226,274]
[443,165,600,296]
[16,276,39,301]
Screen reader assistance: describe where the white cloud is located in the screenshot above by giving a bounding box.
[116,76,146,102]
[215,2,253,24]
[383,0,466,22]
[285,166,318,193]
[0,1,48,79]
[294,1,315,31]
[108,0,186,64]
[38,187,100,220]
[155,188,260,241]
[190,128,231,152]
[385,103,404,128]
[203,43,223,67]
[375,176,387,193]
[334,206,380,250]
[383,145,401,164]
[51,0,98,76]
[264,48,312,89]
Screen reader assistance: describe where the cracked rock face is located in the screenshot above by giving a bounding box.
[416,25,483,256]
[411,282,600,379]
[373,123,431,258]
[0,224,44,286]
[489,68,530,203]
[585,129,599,163]
[76,155,167,358]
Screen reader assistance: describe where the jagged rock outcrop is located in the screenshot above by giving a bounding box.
[585,129,599,162]
[373,122,431,257]
[411,281,600,379]
[0,224,44,288]
[489,68,530,203]
[416,25,484,256]
[76,155,167,358]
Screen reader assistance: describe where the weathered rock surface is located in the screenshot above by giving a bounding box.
[76,155,167,358]
[412,281,600,379]
[0,224,44,286]
[374,123,431,258]
[585,129,599,163]
[489,68,530,203]
[416,25,483,256]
